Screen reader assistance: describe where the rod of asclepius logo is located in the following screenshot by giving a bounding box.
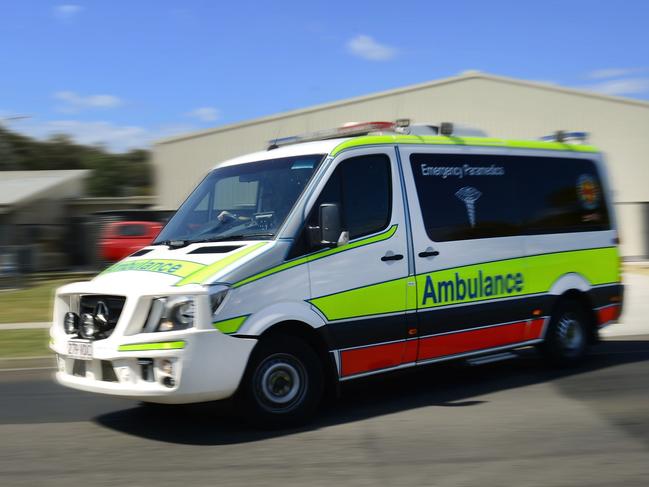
[455,186,482,227]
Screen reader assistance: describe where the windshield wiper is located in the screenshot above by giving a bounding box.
[197,233,276,242]
[155,233,274,248]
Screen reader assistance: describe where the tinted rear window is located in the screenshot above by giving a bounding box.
[410,153,520,241]
[410,153,609,242]
[519,157,610,234]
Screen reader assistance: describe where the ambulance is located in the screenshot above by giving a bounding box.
[50,121,623,426]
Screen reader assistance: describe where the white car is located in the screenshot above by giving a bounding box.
[50,121,623,427]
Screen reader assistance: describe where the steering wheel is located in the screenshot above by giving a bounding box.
[188,210,239,236]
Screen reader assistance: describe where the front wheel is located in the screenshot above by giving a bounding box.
[539,299,591,366]
[238,335,323,428]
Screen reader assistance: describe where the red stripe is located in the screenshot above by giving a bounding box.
[403,339,418,364]
[340,342,406,377]
[418,321,529,361]
[525,318,546,340]
[340,319,546,377]
[597,304,621,326]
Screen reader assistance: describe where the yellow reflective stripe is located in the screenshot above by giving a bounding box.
[101,259,204,278]
[309,247,619,321]
[232,255,310,289]
[175,242,268,286]
[524,246,619,289]
[310,277,410,321]
[416,246,619,310]
[232,225,398,289]
[118,341,185,351]
[330,135,599,157]
[213,315,249,334]
[307,224,397,261]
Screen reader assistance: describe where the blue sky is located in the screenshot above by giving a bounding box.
[1,0,648,151]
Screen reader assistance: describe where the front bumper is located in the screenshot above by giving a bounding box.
[50,276,258,404]
[51,330,257,404]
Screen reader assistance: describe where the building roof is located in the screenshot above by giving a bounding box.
[156,71,649,146]
[0,170,89,213]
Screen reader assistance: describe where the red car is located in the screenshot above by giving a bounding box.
[100,221,162,262]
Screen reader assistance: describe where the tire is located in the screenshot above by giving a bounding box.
[539,298,591,366]
[238,335,324,429]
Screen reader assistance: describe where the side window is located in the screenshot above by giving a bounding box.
[294,153,392,255]
[342,154,392,238]
[520,157,610,233]
[410,153,520,241]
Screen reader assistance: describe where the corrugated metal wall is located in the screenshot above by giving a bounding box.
[153,74,649,257]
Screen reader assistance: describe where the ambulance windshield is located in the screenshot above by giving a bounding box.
[154,154,324,245]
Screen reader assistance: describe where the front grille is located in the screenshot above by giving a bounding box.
[79,295,126,340]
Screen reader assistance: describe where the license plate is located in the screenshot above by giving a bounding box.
[67,340,93,361]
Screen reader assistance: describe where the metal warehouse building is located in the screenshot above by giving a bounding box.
[153,71,649,258]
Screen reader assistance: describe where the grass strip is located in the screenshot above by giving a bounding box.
[0,277,80,323]
[0,329,51,358]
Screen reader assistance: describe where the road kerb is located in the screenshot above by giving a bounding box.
[0,322,51,330]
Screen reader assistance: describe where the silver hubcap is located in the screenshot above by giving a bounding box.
[254,354,306,411]
[557,316,584,355]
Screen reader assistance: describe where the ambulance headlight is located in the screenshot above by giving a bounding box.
[144,296,195,332]
[81,313,98,337]
[64,312,79,334]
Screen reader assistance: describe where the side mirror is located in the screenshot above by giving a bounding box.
[320,203,342,245]
[308,203,345,248]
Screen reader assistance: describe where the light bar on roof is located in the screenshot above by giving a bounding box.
[540,131,589,143]
[268,121,395,149]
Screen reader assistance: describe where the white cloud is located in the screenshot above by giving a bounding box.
[347,35,397,61]
[581,78,649,96]
[53,91,123,112]
[186,107,220,122]
[587,68,645,79]
[54,4,83,20]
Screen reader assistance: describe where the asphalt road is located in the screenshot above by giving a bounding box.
[1,335,648,487]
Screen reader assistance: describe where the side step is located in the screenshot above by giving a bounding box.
[466,352,517,366]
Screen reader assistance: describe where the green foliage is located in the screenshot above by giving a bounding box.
[0,126,152,196]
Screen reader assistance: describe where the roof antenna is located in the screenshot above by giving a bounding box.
[268,123,283,150]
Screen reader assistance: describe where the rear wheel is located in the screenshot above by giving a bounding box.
[238,335,323,428]
[540,298,591,366]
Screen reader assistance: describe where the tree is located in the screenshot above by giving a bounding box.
[0,126,153,196]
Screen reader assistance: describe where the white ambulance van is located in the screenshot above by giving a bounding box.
[50,121,623,426]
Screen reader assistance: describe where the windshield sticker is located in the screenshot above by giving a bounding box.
[420,164,505,178]
[456,186,482,227]
[577,174,601,210]
[291,159,316,170]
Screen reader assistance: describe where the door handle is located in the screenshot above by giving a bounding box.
[381,253,404,262]
[418,250,440,258]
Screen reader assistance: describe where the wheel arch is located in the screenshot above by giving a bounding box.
[255,320,340,399]
[547,280,598,343]
[547,272,591,295]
